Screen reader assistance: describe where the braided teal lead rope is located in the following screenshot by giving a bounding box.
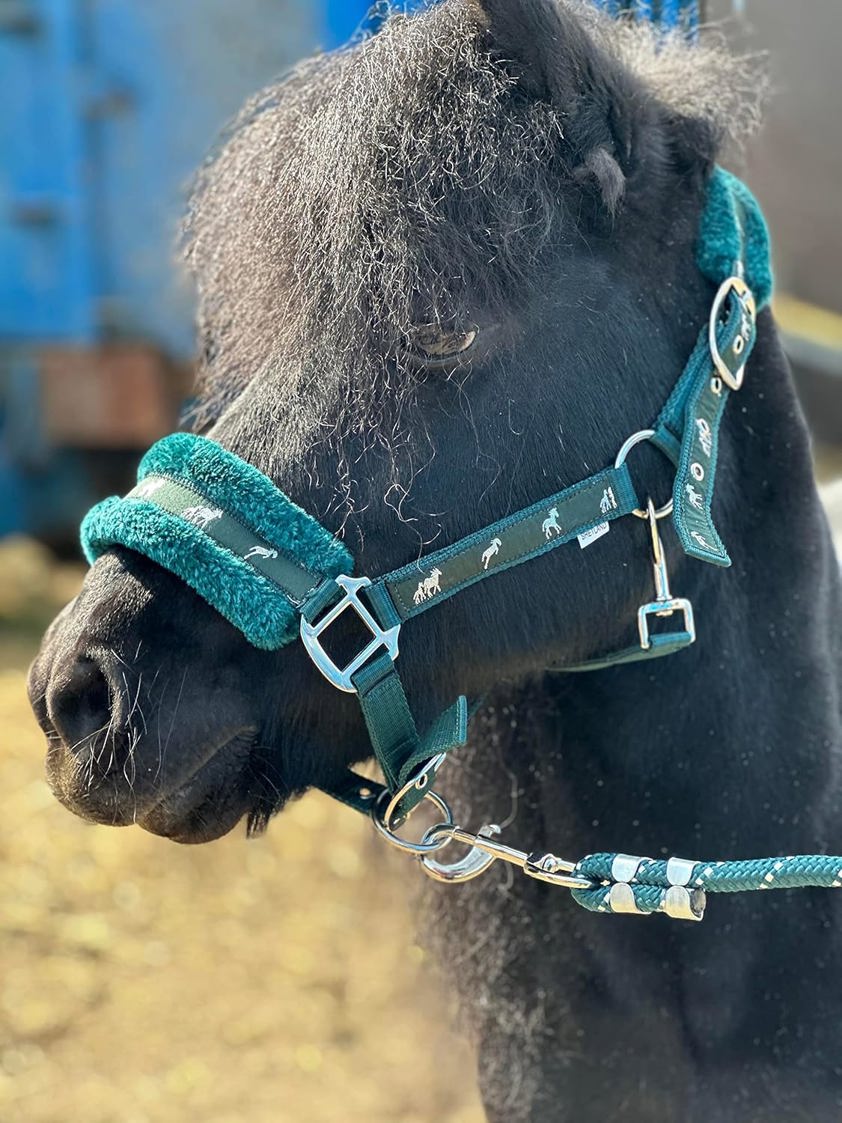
[571,853,842,919]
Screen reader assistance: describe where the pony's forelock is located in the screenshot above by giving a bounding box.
[182,0,765,448]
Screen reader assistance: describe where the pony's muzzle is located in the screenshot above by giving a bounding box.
[28,549,265,838]
[34,644,144,826]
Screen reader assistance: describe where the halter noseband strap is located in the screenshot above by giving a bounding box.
[81,167,772,827]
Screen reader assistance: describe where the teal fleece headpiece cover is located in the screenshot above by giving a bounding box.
[81,432,352,649]
[697,168,772,308]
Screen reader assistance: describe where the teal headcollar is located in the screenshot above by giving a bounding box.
[81,167,772,824]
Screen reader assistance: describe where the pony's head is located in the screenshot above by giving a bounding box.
[29,0,762,842]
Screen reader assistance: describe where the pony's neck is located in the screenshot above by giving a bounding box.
[478,314,842,862]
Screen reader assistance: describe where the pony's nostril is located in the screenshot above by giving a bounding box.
[48,657,113,753]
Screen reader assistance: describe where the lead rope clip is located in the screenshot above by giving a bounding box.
[637,497,696,650]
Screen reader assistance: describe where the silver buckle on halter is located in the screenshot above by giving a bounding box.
[300,574,400,693]
[709,274,756,392]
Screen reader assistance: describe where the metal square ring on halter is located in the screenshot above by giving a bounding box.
[638,596,696,651]
[299,575,400,692]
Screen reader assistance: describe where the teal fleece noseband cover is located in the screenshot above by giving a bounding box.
[81,432,352,649]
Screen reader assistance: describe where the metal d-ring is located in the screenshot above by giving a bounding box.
[614,429,674,520]
[371,787,454,855]
[381,751,448,827]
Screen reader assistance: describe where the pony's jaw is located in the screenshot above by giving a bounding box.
[132,734,261,843]
[39,717,260,844]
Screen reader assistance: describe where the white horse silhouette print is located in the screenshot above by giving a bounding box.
[244,546,279,561]
[695,417,713,457]
[685,483,704,510]
[691,530,712,550]
[413,567,443,605]
[135,478,165,499]
[182,505,223,529]
[481,538,502,570]
[542,508,561,539]
[600,487,617,514]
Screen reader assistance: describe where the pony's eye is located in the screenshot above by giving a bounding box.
[411,326,478,360]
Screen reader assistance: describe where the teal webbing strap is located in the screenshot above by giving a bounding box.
[396,696,468,789]
[351,651,467,817]
[390,694,468,821]
[300,574,352,623]
[654,287,758,566]
[561,630,694,673]
[651,328,712,455]
[352,653,421,791]
[385,463,639,619]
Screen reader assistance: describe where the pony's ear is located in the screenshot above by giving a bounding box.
[472,0,635,212]
[663,110,721,180]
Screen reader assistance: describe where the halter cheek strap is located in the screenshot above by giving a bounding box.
[80,166,772,827]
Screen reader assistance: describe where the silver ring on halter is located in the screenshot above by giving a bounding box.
[614,429,674,520]
[371,787,454,855]
[380,751,448,829]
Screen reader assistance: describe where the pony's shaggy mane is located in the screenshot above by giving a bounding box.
[183,0,765,449]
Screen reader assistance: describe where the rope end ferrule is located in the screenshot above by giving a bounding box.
[663,885,706,921]
[605,881,705,920]
[609,882,645,914]
[577,852,708,921]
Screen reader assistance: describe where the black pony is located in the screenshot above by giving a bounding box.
[29,1,842,1118]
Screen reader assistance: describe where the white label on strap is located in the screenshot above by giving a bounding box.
[578,521,610,549]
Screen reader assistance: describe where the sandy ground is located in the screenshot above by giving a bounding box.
[2,470,840,1123]
[0,541,485,1123]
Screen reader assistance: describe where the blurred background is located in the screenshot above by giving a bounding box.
[1,2,840,1121]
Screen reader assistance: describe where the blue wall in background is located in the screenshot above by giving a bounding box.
[1,0,320,355]
[1,0,699,354]
[0,0,703,540]
[1,0,323,538]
